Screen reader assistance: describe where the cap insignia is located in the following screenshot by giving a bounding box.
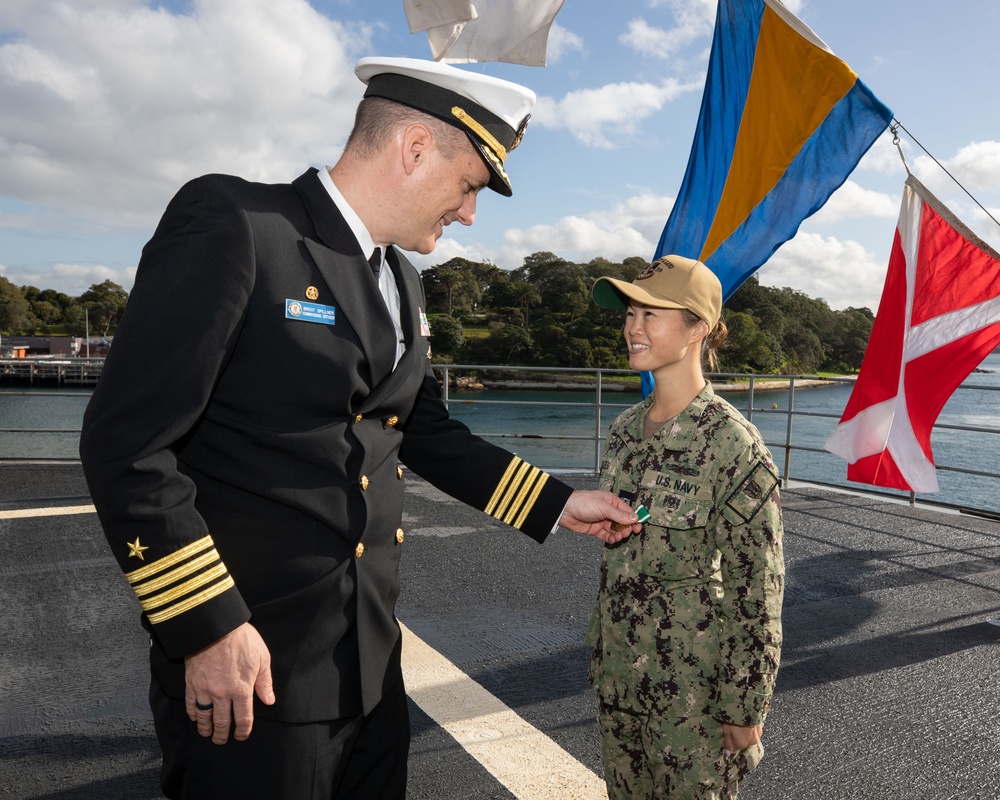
[637,263,663,281]
[510,115,530,151]
[452,106,508,164]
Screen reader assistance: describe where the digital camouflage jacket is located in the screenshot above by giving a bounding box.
[587,383,784,726]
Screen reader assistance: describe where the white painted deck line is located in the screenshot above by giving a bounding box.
[0,504,95,519]
[400,622,607,800]
[4,505,607,796]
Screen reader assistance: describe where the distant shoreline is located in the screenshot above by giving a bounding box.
[469,367,995,393]
[468,376,857,393]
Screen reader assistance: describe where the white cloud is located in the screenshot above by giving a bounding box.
[933,141,1000,193]
[408,236,498,273]
[504,214,652,258]
[761,232,888,311]
[410,190,675,273]
[869,132,1000,203]
[619,16,703,60]
[545,21,585,63]
[777,0,805,13]
[621,1,716,59]
[643,0,798,14]
[854,131,907,176]
[810,179,899,224]
[499,191,675,265]
[0,0,370,232]
[891,140,1000,253]
[532,78,701,148]
[1,261,137,296]
[619,18,677,58]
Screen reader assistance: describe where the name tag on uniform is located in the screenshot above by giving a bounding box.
[286,299,336,325]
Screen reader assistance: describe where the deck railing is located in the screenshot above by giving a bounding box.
[434,364,843,478]
[435,364,1000,518]
[5,360,1000,518]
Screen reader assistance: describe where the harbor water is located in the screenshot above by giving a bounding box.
[4,354,1000,514]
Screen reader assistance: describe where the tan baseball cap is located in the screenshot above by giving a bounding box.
[592,255,722,328]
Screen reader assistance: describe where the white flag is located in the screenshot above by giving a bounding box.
[403,0,566,66]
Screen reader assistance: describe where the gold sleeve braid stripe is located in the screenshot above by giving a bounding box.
[513,472,549,530]
[484,456,550,530]
[124,536,213,583]
[124,535,235,626]
[146,576,236,625]
[129,549,222,598]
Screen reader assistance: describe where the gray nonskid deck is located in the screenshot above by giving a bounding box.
[2,465,999,799]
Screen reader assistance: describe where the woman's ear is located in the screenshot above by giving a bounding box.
[689,318,710,345]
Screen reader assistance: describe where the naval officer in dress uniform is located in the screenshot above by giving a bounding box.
[79,56,640,799]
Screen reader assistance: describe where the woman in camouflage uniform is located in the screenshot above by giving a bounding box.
[587,255,784,800]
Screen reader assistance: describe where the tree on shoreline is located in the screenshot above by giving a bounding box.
[423,254,874,374]
[1,277,33,335]
[79,281,128,337]
[5,279,130,338]
[8,256,872,375]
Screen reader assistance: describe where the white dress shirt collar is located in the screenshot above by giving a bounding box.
[316,167,382,265]
[315,166,403,368]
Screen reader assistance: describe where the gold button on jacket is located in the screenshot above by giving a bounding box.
[396,465,403,480]
[360,475,369,491]
[395,528,405,543]
[386,415,399,428]
[354,413,363,424]
[354,542,365,558]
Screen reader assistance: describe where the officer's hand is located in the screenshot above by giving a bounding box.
[722,722,763,754]
[560,490,640,543]
[184,622,276,744]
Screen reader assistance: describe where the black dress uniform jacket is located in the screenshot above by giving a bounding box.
[80,168,572,723]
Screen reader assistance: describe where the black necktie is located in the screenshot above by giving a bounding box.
[369,248,382,279]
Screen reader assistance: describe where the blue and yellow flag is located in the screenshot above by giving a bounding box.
[654,0,893,299]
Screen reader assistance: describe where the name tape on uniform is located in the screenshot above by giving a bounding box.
[285,299,336,325]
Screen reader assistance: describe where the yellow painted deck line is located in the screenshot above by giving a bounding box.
[400,622,607,800]
[0,504,96,519]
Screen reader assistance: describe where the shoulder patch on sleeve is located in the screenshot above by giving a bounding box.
[723,462,779,524]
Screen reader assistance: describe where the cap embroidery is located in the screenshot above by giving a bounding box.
[636,263,662,281]
[510,115,530,151]
[452,106,507,164]
[477,145,510,184]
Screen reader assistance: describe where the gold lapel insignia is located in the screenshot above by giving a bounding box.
[305,286,319,301]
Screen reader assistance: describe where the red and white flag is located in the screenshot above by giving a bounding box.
[825,174,1000,492]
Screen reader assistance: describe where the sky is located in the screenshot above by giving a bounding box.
[1,0,999,311]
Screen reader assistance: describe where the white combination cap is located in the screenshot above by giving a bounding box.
[355,56,535,196]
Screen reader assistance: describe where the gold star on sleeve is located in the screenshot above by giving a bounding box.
[127,537,149,561]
